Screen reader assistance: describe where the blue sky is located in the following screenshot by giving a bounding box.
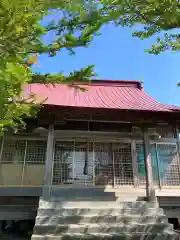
[32,24,180,106]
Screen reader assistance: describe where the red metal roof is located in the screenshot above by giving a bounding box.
[24,80,179,112]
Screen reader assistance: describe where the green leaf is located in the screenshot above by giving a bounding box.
[0,0,103,132]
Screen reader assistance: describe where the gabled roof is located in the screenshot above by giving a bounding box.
[24,80,179,112]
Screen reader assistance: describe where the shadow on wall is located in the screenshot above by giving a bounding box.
[0,220,35,239]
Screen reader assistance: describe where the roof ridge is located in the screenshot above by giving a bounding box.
[29,80,142,89]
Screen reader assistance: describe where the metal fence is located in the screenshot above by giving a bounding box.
[0,133,180,188]
[136,142,180,187]
[0,138,46,185]
[53,139,180,188]
[52,141,134,186]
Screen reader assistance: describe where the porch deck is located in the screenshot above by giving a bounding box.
[0,185,180,198]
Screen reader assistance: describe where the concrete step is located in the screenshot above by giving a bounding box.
[35,214,168,225]
[33,223,174,235]
[37,207,164,216]
[47,188,117,201]
[39,200,158,209]
[31,232,179,240]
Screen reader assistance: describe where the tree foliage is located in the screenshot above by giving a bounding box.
[95,0,180,54]
[0,0,102,133]
[4,0,177,132]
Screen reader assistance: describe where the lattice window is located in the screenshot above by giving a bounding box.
[73,142,93,185]
[113,143,133,185]
[136,143,145,185]
[136,143,157,185]
[52,141,134,186]
[157,144,180,186]
[53,141,95,185]
[25,140,46,165]
[93,142,133,186]
[53,141,74,185]
[136,142,180,187]
[94,143,113,185]
[151,144,159,185]
[0,139,26,164]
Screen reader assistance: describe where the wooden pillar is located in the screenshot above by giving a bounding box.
[175,125,180,154]
[131,140,139,188]
[42,124,55,199]
[108,143,115,187]
[142,127,156,202]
